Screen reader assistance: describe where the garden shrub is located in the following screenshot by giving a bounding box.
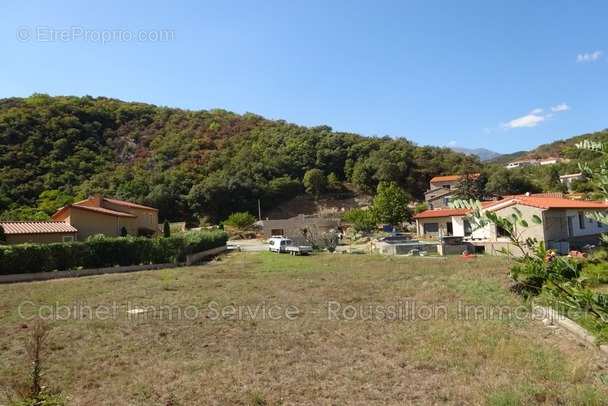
[0,230,228,275]
[581,262,608,288]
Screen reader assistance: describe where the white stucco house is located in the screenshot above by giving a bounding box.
[414,195,608,254]
[559,173,584,190]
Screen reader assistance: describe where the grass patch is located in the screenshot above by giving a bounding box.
[1,252,607,404]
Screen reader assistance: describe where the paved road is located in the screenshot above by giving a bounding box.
[228,239,269,252]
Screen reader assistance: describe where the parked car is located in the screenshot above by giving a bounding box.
[268,236,292,253]
[377,233,412,242]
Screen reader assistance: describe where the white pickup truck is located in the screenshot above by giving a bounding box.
[268,236,312,255]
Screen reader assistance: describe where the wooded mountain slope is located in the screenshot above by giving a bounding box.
[0,94,479,222]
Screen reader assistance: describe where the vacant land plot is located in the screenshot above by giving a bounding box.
[1,252,607,405]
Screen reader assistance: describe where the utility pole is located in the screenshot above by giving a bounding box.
[258,199,262,221]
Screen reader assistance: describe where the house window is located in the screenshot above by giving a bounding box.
[62,236,74,243]
[578,212,585,229]
[148,213,153,224]
[497,225,510,238]
[567,216,574,237]
[423,223,439,235]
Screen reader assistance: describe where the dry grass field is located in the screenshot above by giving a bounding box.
[1,252,608,405]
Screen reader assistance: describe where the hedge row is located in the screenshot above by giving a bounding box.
[0,230,228,276]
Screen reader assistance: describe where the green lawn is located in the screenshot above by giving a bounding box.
[1,252,607,405]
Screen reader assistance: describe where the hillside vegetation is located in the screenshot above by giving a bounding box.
[0,94,478,222]
[1,94,606,224]
[486,131,608,166]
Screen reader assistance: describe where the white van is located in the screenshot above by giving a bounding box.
[268,236,292,253]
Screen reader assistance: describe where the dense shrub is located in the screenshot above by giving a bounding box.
[178,229,229,255]
[224,212,257,230]
[0,230,228,275]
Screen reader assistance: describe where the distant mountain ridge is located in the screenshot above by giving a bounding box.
[449,147,502,161]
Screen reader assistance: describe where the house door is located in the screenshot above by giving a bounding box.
[566,216,574,238]
[446,222,453,236]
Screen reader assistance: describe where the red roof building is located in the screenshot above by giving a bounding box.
[53,194,159,240]
[414,195,608,254]
[0,221,77,245]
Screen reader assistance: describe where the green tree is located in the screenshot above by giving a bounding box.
[371,181,412,226]
[413,203,429,214]
[0,224,5,244]
[225,211,257,230]
[326,172,347,193]
[343,208,376,232]
[163,219,171,238]
[303,169,326,197]
[544,166,567,193]
[570,177,595,193]
[452,162,486,201]
[36,190,75,217]
[351,159,377,193]
[485,167,541,197]
[577,140,608,226]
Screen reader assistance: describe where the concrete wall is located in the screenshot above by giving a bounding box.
[451,216,468,237]
[438,243,471,255]
[470,205,544,243]
[565,209,606,237]
[494,204,545,242]
[429,180,457,190]
[262,214,341,245]
[424,189,452,209]
[375,241,438,255]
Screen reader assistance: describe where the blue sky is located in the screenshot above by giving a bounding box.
[1,1,607,154]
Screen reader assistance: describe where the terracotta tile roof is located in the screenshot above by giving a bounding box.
[0,221,77,235]
[101,197,158,211]
[53,204,137,219]
[414,196,608,221]
[72,196,158,211]
[485,195,608,211]
[430,173,480,183]
[413,208,470,219]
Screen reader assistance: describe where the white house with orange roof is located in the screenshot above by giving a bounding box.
[414,195,608,254]
[53,194,159,240]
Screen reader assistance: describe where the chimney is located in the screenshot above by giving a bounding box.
[89,193,103,207]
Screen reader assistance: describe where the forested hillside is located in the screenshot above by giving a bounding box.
[0,94,478,222]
